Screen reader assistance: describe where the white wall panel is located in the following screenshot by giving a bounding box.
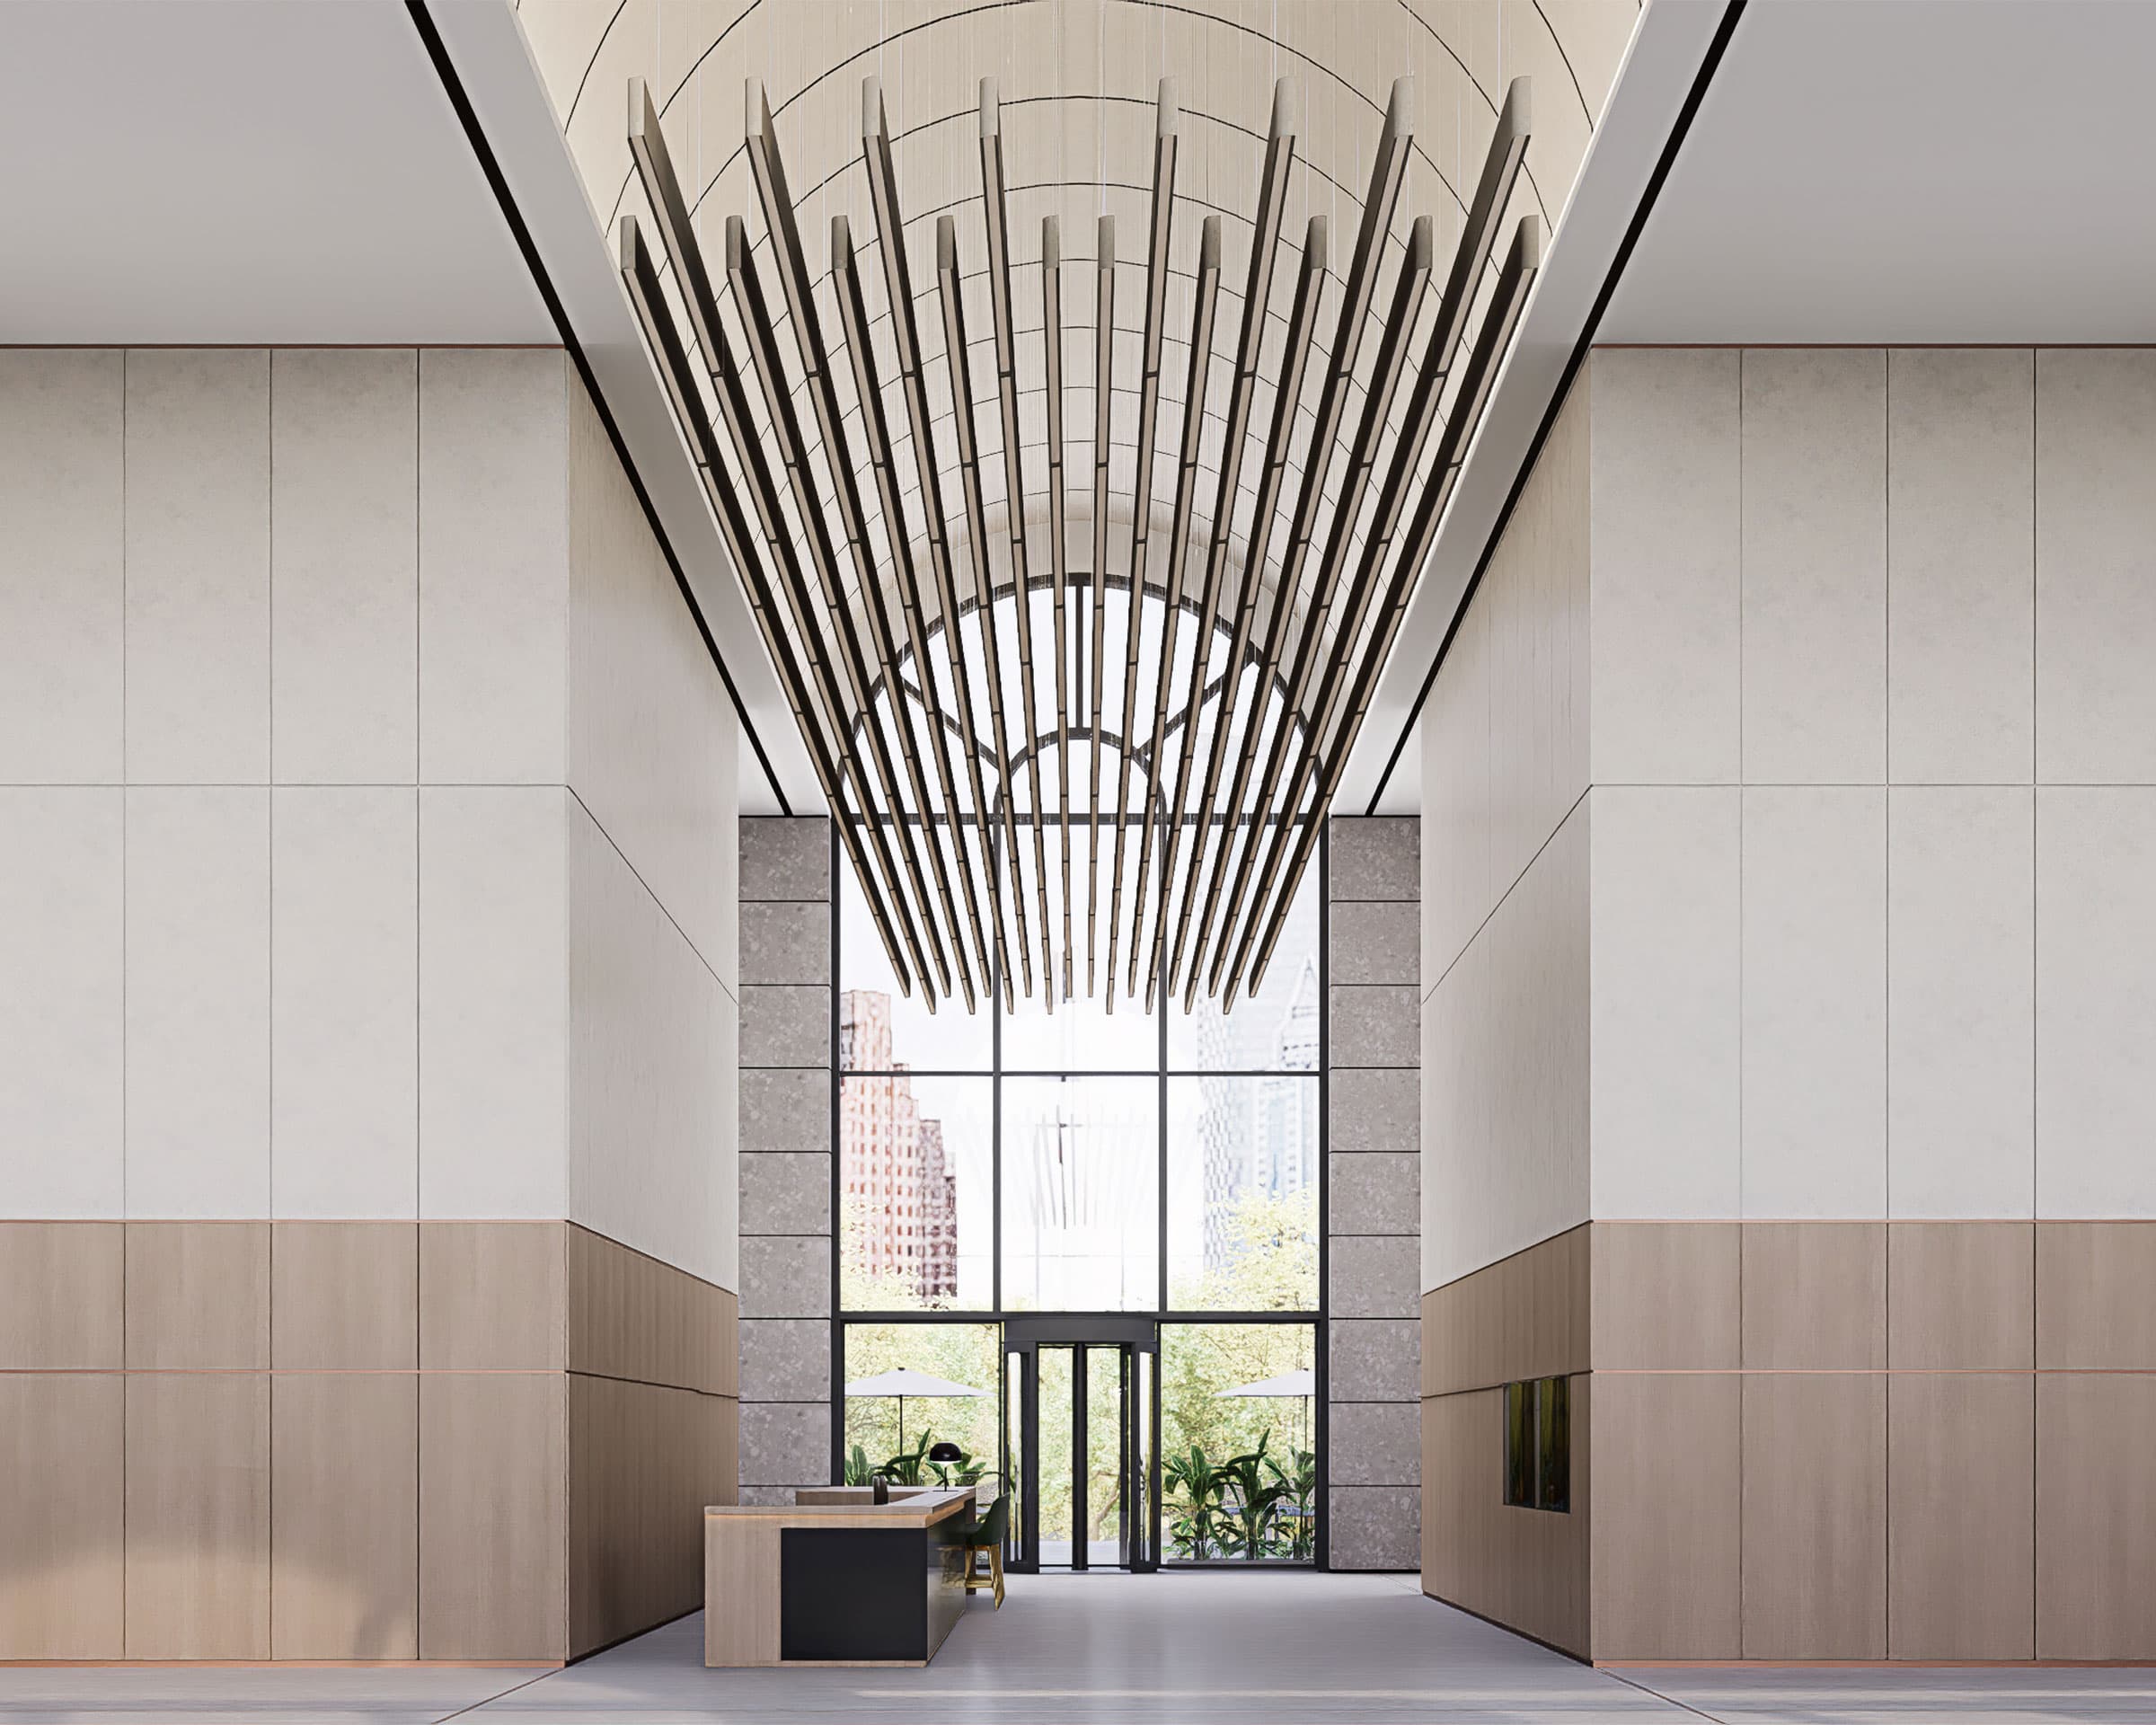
[2036,349,2156,785]
[1741,786,1886,1216]
[1740,349,1886,784]
[271,787,418,1216]
[1588,348,1740,786]
[711,987,740,1294]
[1590,785,1740,1217]
[270,349,418,785]
[0,350,123,784]
[125,789,270,1216]
[0,790,122,1216]
[2037,788,2156,1216]
[568,799,729,1286]
[418,788,568,1219]
[1887,349,2034,785]
[1887,786,2034,1216]
[567,381,731,978]
[123,350,270,785]
[418,350,569,786]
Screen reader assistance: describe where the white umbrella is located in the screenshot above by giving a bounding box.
[1217,1367,1315,1454]
[844,1366,987,1453]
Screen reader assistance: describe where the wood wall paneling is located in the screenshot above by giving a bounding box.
[1887,1222,2035,1370]
[1590,1223,1739,1372]
[2036,1372,2156,1659]
[1739,1222,1886,1370]
[270,1373,419,1659]
[0,1221,123,1370]
[124,1221,270,1370]
[568,1223,735,1396]
[1739,1372,1886,1659]
[419,1371,568,1660]
[420,1221,566,1373]
[1420,1225,1588,1397]
[270,1221,418,1371]
[2036,1221,2156,1369]
[1590,1370,1739,1659]
[124,1372,270,1659]
[1886,1371,2035,1659]
[0,1373,124,1659]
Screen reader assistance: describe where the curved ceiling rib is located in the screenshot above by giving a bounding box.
[622,66,1541,1013]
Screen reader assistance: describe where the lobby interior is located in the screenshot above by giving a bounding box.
[3,1,2155,1721]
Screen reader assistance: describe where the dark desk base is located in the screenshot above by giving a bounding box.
[777,1506,971,1665]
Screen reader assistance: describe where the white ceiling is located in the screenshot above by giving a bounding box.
[0,0,552,343]
[1601,0,2156,344]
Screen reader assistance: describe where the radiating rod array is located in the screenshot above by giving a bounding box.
[616,71,1538,1012]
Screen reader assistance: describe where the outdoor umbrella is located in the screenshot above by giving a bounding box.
[1217,1366,1315,1453]
[844,1366,987,1454]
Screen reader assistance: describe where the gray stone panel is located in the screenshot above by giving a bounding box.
[1329,1234,1420,1319]
[741,817,831,901]
[1329,986,1419,1069]
[739,1318,831,1403]
[1329,1154,1419,1238]
[738,1234,831,1319]
[1328,817,1418,902]
[740,1399,833,1487]
[1328,1401,1422,1487]
[739,1153,832,1237]
[739,984,831,1068]
[1327,901,1422,986]
[741,899,832,986]
[1329,1318,1420,1402]
[1327,1484,1420,1570]
[739,1066,830,1154]
[1329,1068,1418,1155]
[735,1484,800,1508]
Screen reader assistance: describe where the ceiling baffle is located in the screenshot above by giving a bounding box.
[620,69,1538,1015]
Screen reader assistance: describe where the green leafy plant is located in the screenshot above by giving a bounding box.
[1163,1443,1229,1561]
[843,1443,874,1486]
[1264,1446,1317,1561]
[878,1429,933,1486]
[1215,1435,1294,1561]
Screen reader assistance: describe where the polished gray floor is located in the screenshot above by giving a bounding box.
[2,1575,2151,1724]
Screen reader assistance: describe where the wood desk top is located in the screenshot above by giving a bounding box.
[703,1488,974,1529]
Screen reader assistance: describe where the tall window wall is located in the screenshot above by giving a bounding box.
[835,838,1323,1562]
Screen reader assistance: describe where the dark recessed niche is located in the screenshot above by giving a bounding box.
[1501,1376,1570,1514]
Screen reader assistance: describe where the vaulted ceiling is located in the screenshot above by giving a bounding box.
[506,1,1640,1009]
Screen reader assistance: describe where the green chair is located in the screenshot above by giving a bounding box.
[962,1493,1008,1608]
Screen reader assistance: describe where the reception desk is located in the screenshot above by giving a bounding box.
[702,1488,974,1668]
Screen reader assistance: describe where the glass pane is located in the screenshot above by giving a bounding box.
[1003,1349,1025,1556]
[1539,1376,1571,1513]
[1135,1348,1155,1566]
[1504,1380,1535,1508]
[839,1075,992,1310]
[1166,1075,1319,1311]
[1161,1322,1316,1563]
[1168,868,1320,1071]
[999,851,1162,1069]
[839,854,991,1070]
[1038,1345,1074,1564]
[1084,1345,1124,1565]
[839,1322,1001,1485]
[1001,1075,1161,1311]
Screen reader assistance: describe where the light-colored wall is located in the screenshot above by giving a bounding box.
[1419,382,1590,1292]
[1586,346,2156,1225]
[0,349,738,1280]
[566,381,740,1290]
[0,348,571,1224]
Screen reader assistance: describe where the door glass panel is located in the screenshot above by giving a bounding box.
[1084,1344,1124,1565]
[1037,1345,1074,1566]
[1135,1348,1155,1567]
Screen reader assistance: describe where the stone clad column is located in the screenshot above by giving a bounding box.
[1325,816,1421,1570]
[737,818,835,1503]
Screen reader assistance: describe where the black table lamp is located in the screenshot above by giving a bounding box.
[927,1443,964,1464]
